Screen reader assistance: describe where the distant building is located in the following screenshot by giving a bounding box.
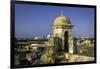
[76,37,94,46]
[34,37,38,40]
[47,34,51,39]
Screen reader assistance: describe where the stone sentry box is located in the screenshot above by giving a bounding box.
[52,11,74,53]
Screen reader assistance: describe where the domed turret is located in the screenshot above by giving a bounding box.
[53,16,71,26]
[52,11,74,53]
[53,11,71,26]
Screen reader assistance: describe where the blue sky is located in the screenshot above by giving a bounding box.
[15,4,95,39]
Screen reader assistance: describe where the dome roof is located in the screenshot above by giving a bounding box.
[53,16,71,26]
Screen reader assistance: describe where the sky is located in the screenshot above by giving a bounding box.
[15,4,95,39]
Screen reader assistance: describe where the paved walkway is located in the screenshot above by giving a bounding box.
[55,52,94,63]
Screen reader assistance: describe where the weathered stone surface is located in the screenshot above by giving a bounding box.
[64,53,94,62]
[40,41,55,64]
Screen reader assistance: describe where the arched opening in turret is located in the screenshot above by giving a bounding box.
[64,31,69,52]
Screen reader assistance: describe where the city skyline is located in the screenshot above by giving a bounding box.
[15,4,95,39]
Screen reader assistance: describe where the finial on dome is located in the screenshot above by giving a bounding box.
[61,10,64,16]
